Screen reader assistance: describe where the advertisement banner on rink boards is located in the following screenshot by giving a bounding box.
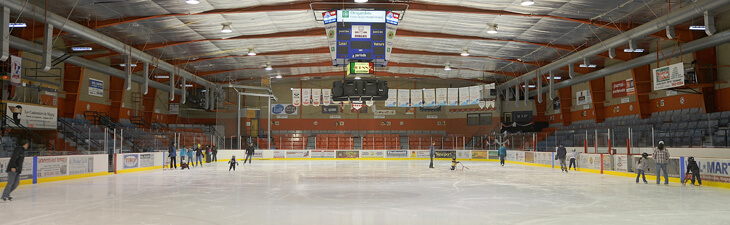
[435,151,456,159]
[397,89,410,107]
[292,88,301,107]
[691,157,730,182]
[0,157,33,182]
[311,150,335,158]
[653,62,685,91]
[614,155,628,172]
[423,89,436,107]
[534,152,553,165]
[122,154,139,169]
[312,89,321,106]
[139,153,154,168]
[251,152,264,159]
[37,156,68,178]
[274,151,286,159]
[578,154,602,170]
[525,152,535,163]
[336,151,359,158]
[506,151,525,162]
[361,150,385,158]
[322,89,332,105]
[385,89,397,107]
[448,88,459,106]
[472,151,490,159]
[386,150,408,158]
[6,103,58,129]
[68,156,94,175]
[410,150,431,158]
[456,150,471,159]
[459,87,470,106]
[436,88,448,106]
[469,86,481,105]
[286,150,310,158]
[410,89,423,107]
[302,89,311,106]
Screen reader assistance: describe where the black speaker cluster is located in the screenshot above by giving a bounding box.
[332,79,388,102]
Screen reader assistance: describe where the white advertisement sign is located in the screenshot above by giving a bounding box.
[436,88,448,106]
[6,103,58,129]
[292,88,301,107]
[169,103,179,115]
[37,156,68,178]
[614,155,628,172]
[286,150,310,158]
[361,150,385,158]
[535,152,554,165]
[351,25,371,39]
[385,89,397,107]
[89,78,104,97]
[410,89,423,107]
[579,154,602,170]
[68,156,94,175]
[312,89,321,106]
[337,10,386,23]
[302,89,311,106]
[397,89,410,107]
[576,90,591,105]
[459,87,470,106]
[139,153,155,168]
[410,150,431,158]
[469,86,481,105]
[423,89,436,107]
[653,62,685,91]
[447,88,459,106]
[0,157,33,182]
[323,11,338,60]
[311,150,335,158]
[322,89,332,105]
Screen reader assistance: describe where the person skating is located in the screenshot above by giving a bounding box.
[179,145,187,165]
[498,143,507,166]
[653,141,670,185]
[2,139,27,201]
[569,149,578,171]
[212,144,218,162]
[195,144,204,167]
[429,141,436,169]
[686,156,702,186]
[229,155,239,171]
[244,142,255,164]
[636,153,649,184]
[450,156,459,170]
[168,143,177,169]
[186,146,194,167]
[556,144,567,173]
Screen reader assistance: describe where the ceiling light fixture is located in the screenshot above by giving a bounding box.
[354,0,368,3]
[184,84,193,87]
[154,75,170,79]
[487,24,498,34]
[522,85,536,88]
[461,49,470,56]
[247,48,256,56]
[185,0,200,4]
[275,73,282,79]
[547,76,562,80]
[520,0,535,6]
[689,26,706,30]
[9,23,26,28]
[444,64,452,71]
[119,63,137,67]
[579,64,597,68]
[221,22,233,33]
[71,47,93,51]
[624,48,645,53]
[265,64,273,71]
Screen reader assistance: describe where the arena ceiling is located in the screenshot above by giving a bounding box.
[19,0,706,86]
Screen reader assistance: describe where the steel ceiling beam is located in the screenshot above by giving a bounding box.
[219,71,492,84]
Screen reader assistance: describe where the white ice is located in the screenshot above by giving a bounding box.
[1,160,729,225]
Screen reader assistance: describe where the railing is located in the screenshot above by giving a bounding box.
[57,119,105,151]
[3,115,54,151]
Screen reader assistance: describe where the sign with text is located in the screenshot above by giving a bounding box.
[513,111,533,123]
[272,104,298,115]
[347,62,374,75]
[89,78,104,97]
[6,103,57,129]
[653,62,685,91]
[612,80,627,98]
[337,10,386,23]
[321,105,339,114]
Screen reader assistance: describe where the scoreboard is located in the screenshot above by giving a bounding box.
[323,10,400,67]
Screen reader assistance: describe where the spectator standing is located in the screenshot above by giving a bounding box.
[498,143,507,166]
[195,144,204,167]
[2,139,28,201]
[653,141,670,185]
[429,141,436,169]
[244,142,255,164]
[212,144,218,162]
[168,143,177,169]
[556,144,567,173]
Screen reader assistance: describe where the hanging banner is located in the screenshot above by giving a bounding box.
[302,89,311,106]
[10,55,22,86]
[423,89,436,107]
[6,103,57,129]
[88,78,104,97]
[469,85,481,105]
[292,88,301,107]
[322,89,332,105]
[611,80,627,98]
[448,88,459,106]
[312,89,321,106]
[384,11,400,60]
[322,11,338,61]
[411,89,423,107]
[653,62,685,91]
[397,89,410,107]
[626,78,635,96]
[436,88,448,106]
[385,89,397,107]
[459,87,470,105]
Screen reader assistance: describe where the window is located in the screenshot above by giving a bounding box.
[468,113,493,126]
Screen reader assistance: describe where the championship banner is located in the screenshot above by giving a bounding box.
[302,89,311,106]
[469,85,481,105]
[312,89,321,106]
[385,89,397,107]
[410,89,423,107]
[323,11,338,61]
[384,11,400,60]
[322,89,332,105]
[397,89,410,107]
[10,55,22,86]
[436,88,448,106]
[448,88,459,106]
[423,89,436,107]
[459,87,470,105]
[292,88,301,107]
[653,62,684,91]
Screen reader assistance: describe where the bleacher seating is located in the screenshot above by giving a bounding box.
[315,134,352,150]
[408,134,443,149]
[260,134,308,149]
[362,134,399,150]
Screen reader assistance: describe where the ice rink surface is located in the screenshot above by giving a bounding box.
[1,160,729,225]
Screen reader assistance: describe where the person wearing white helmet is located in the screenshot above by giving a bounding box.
[653,141,670,185]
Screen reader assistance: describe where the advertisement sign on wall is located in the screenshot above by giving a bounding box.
[535,152,553,165]
[456,150,471,159]
[286,150,310,158]
[513,111,533,123]
[448,88,459,106]
[5,103,57,129]
[311,150,335,158]
[292,88,301,107]
[614,155,628,172]
[272,104,298,115]
[385,89,397,107]
[386,150,408,158]
[472,151,490,159]
[273,151,286,159]
[653,62,685,91]
[321,105,339,114]
[410,150,430,158]
[612,80,627,98]
[436,88,448,106]
[10,55,22,86]
[691,157,730,183]
[312,89,321,106]
[361,150,385,158]
[169,103,179,115]
[68,156,94,175]
[88,78,104,97]
[0,157,33,182]
[423,89,436,107]
[37,156,68,178]
[579,154,602,170]
[397,89,410,107]
[435,151,456,159]
[410,89,423,107]
[336,151,360,158]
[626,78,635,95]
[123,154,139,169]
[576,90,591,105]
[139,154,155,168]
[459,87,470,106]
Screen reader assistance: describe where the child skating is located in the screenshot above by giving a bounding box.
[229,155,239,171]
[636,153,649,184]
[686,156,702,186]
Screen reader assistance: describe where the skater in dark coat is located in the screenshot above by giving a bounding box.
[2,139,27,201]
[243,143,255,164]
[556,144,567,173]
[229,156,239,171]
[686,156,702,186]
